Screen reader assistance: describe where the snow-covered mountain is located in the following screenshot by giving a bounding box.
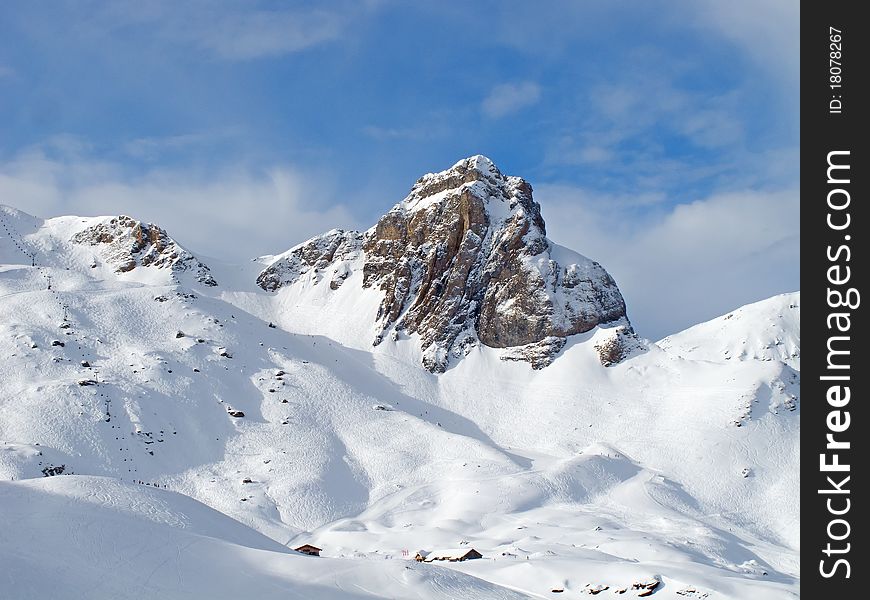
[0,159,799,600]
[256,156,633,372]
[658,292,800,368]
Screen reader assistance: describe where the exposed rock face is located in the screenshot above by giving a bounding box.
[259,156,631,371]
[71,216,217,286]
[257,229,363,292]
[499,336,567,370]
[593,325,644,367]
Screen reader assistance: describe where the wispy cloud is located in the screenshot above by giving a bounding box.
[537,183,799,339]
[179,8,347,60]
[122,130,242,160]
[27,1,366,61]
[687,0,799,85]
[536,53,787,204]
[0,142,362,260]
[481,82,541,119]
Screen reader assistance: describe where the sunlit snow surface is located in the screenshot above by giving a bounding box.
[1,205,799,599]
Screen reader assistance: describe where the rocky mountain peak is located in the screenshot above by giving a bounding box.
[71,216,217,286]
[396,155,544,231]
[259,156,632,371]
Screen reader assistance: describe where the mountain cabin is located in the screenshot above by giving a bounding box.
[417,548,482,562]
[294,544,322,557]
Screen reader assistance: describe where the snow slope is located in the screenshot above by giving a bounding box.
[0,476,531,600]
[657,293,800,368]
[0,204,799,598]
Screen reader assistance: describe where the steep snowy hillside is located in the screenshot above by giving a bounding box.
[1,190,799,600]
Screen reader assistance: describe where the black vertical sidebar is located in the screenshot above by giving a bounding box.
[803,2,868,596]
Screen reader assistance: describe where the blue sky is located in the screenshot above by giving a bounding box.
[0,1,798,339]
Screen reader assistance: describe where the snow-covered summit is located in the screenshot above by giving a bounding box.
[398,154,515,216]
[259,156,631,372]
[1,206,217,288]
[71,215,217,287]
[658,292,800,368]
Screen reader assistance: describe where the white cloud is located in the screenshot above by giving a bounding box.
[536,184,799,340]
[183,8,346,60]
[0,146,362,261]
[686,0,799,85]
[48,1,364,61]
[481,82,541,119]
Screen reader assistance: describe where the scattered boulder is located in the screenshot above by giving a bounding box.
[175,331,185,338]
[632,578,661,597]
[676,587,709,598]
[41,464,66,477]
[51,340,65,347]
[227,409,245,418]
[80,360,91,368]
[77,379,98,386]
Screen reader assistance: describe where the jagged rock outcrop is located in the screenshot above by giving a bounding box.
[498,336,568,370]
[71,216,217,286]
[593,325,644,367]
[257,229,363,292]
[259,156,631,371]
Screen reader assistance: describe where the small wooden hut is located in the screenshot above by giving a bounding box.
[294,544,322,557]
